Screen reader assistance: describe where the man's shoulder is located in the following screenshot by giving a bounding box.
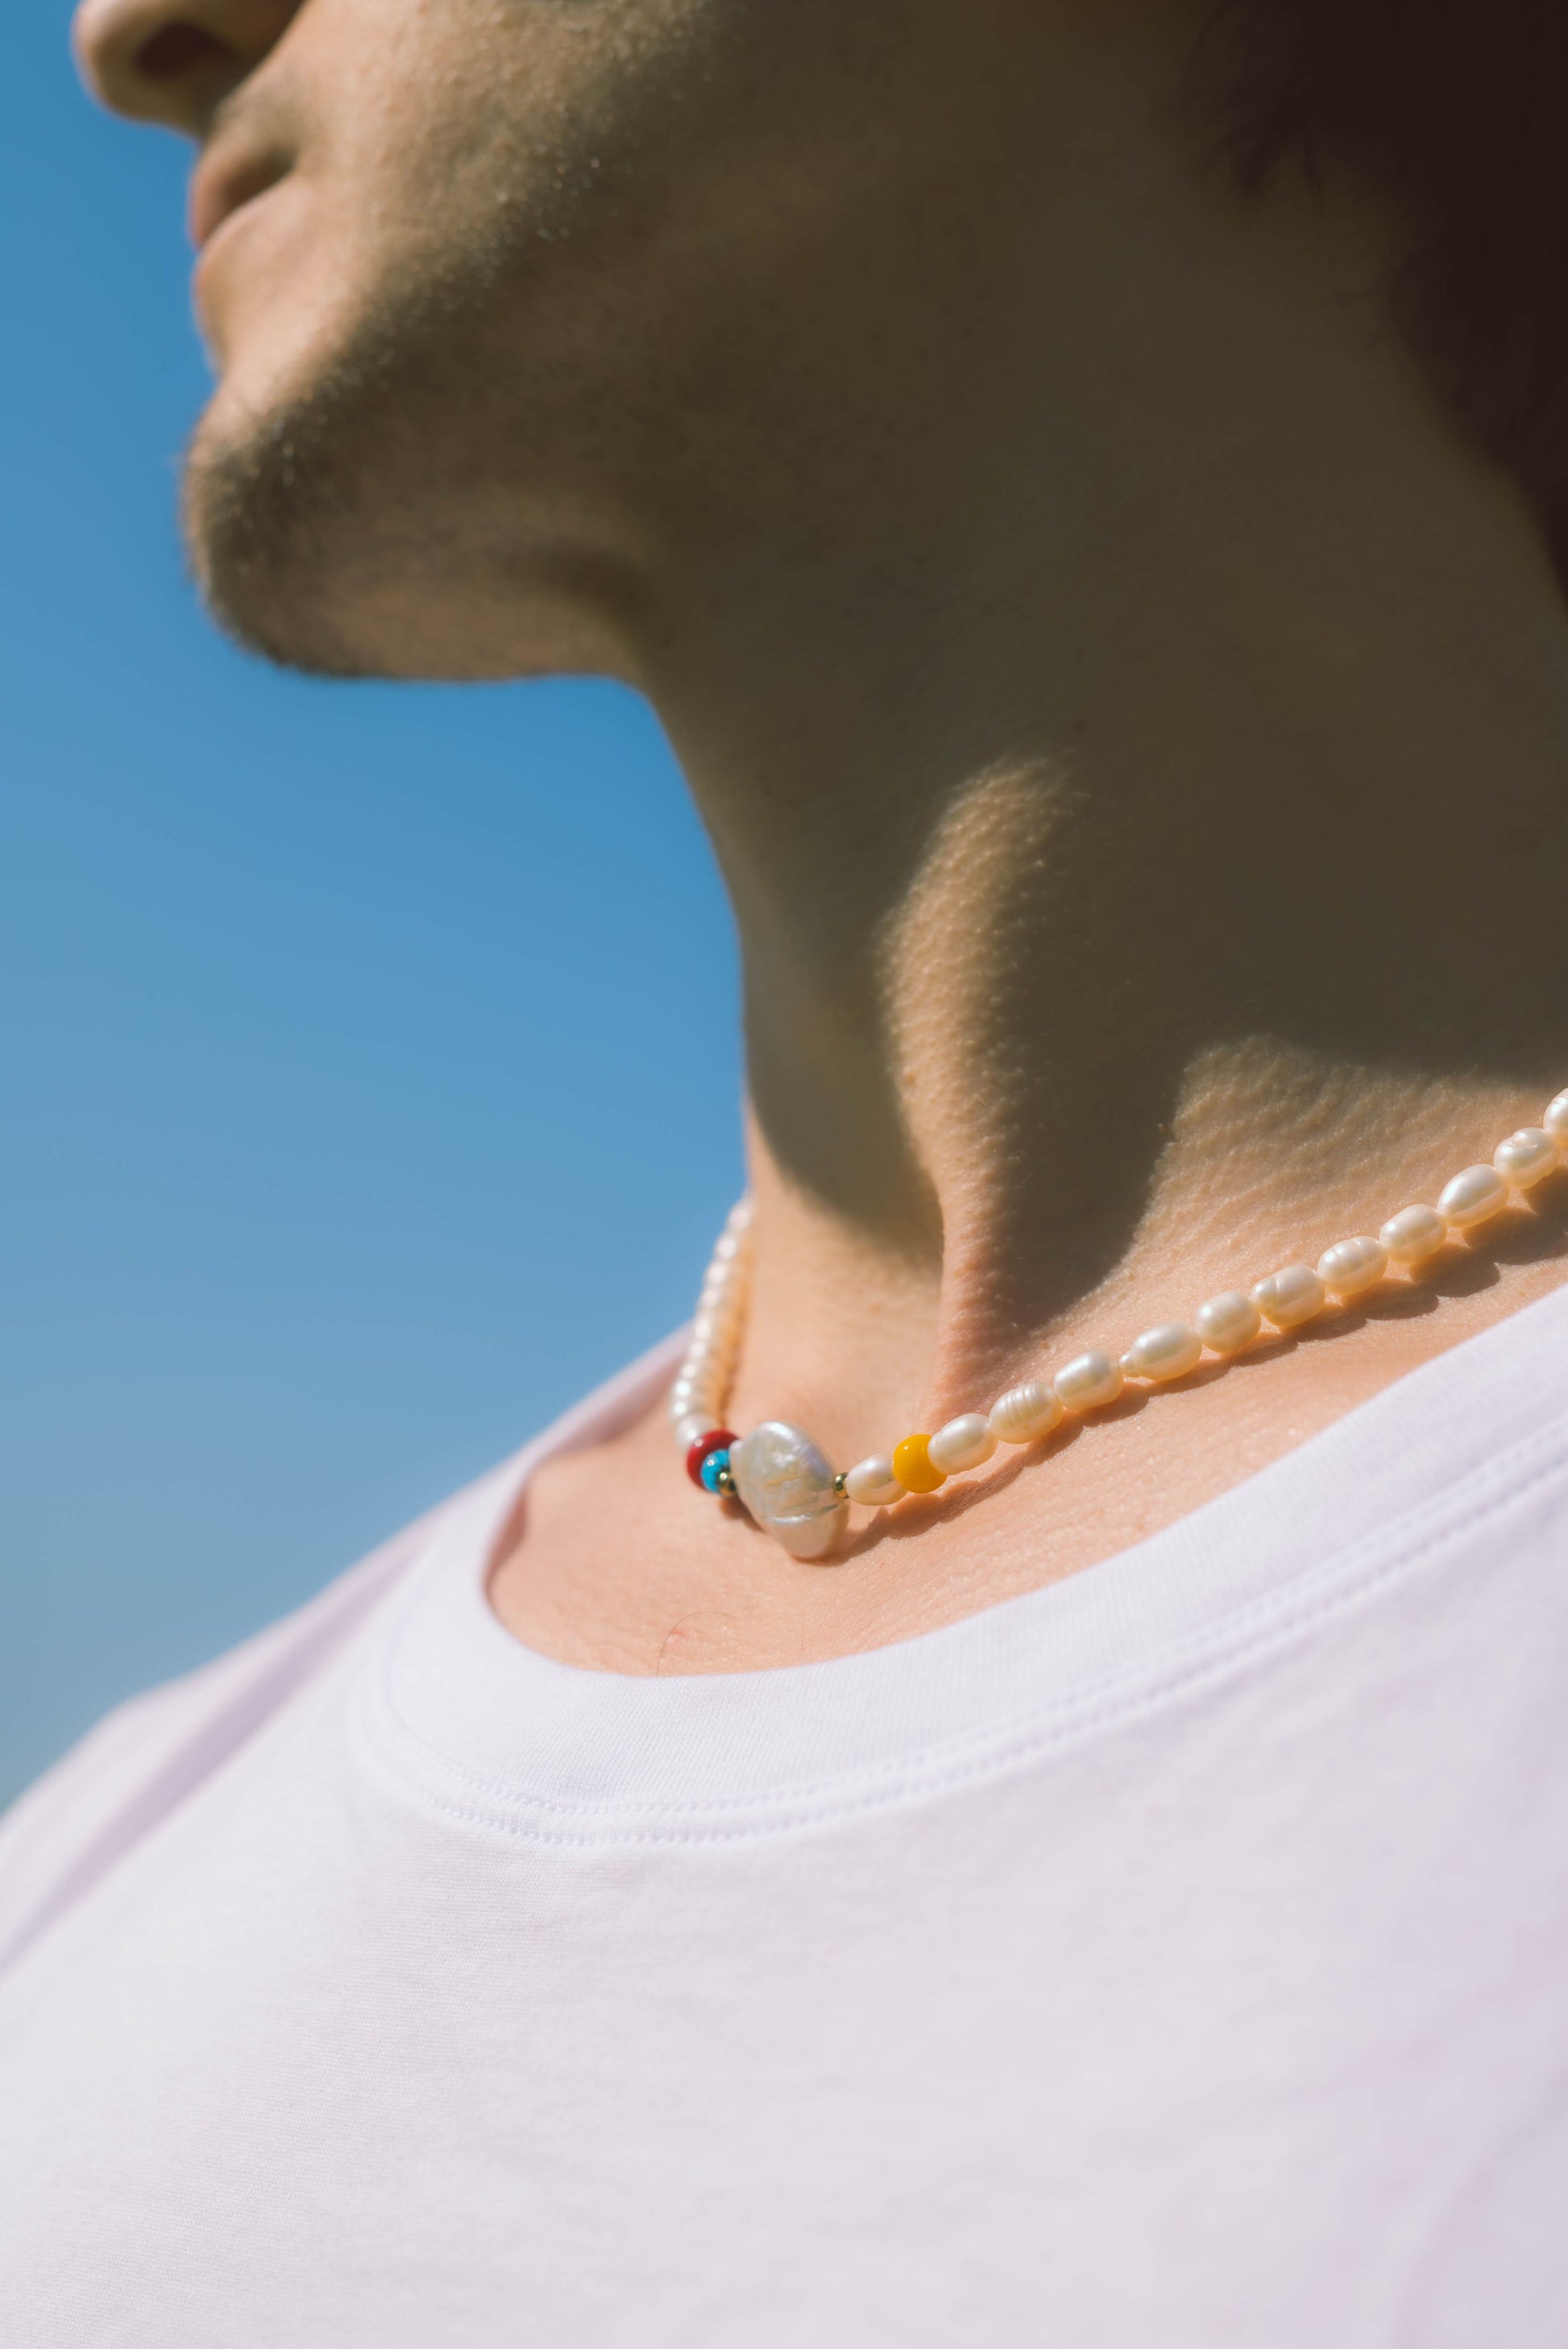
[0,1480,475,1979]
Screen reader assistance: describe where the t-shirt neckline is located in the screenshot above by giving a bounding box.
[352,1281,1568,1844]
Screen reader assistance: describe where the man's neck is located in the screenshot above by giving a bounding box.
[493,6,1568,1673]
[630,69,1568,1465]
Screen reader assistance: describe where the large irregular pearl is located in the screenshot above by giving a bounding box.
[1437,1164,1508,1230]
[1316,1235,1388,1298]
[1052,1350,1124,1413]
[844,1455,902,1507]
[1194,1290,1261,1354]
[1494,1127,1559,1189]
[1544,1089,1568,1145]
[1251,1264,1325,1329]
[1379,1204,1446,1264]
[928,1413,998,1475]
[1122,1322,1202,1381]
[988,1381,1063,1444]
[729,1422,848,1561]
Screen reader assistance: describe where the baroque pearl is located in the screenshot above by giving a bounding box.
[1122,1322,1202,1381]
[1251,1264,1325,1329]
[844,1455,902,1507]
[1544,1089,1568,1144]
[928,1414,998,1474]
[1053,1350,1124,1413]
[729,1423,848,1561]
[1494,1127,1558,1188]
[1379,1204,1446,1264]
[1194,1290,1260,1354]
[1317,1235,1388,1298]
[1437,1164,1508,1229]
[988,1382,1063,1445]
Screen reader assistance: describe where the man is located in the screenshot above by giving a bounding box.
[3,0,1566,2338]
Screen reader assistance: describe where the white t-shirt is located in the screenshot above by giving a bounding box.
[3,1292,1568,2348]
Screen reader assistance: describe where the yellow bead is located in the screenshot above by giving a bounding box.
[891,1433,946,1494]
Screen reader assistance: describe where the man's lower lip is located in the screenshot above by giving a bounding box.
[197,185,273,264]
[192,185,281,322]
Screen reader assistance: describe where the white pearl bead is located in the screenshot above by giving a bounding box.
[844,1455,902,1507]
[1052,1349,1124,1413]
[673,1413,718,1450]
[927,1413,998,1475]
[1437,1164,1508,1229]
[1194,1289,1261,1354]
[1251,1264,1326,1329]
[1122,1322,1202,1381]
[988,1381,1064,1444]
[1543,1089,1568,1144]
[1316,1235,1388,1298]
[1494,1127,1559,1189]
[689,1309,741,1347]
[1379,1204,1447,1264]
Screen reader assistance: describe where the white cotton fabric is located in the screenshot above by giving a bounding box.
[3,1291,1568,2347]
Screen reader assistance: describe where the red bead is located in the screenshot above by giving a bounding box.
[686,1429,736,1488]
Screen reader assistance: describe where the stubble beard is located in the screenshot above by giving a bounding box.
[181,240,528,680]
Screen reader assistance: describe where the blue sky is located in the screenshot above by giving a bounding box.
[0,14,743,1802]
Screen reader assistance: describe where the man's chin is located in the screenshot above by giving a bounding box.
[184,409,610,686]
[183,353,454,679]
[184,378,639,685]
[185,352,397,678]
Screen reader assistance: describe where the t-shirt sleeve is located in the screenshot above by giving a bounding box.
[0,1517,429,1978]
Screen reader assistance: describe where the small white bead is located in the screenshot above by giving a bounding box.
[1542,1089,1568,1143]
[1494,1127,1559,1189]
[927,1413,998,1475]
[844,1455,902,1507]
[1251,1264,1326,1329]
[673,1413,718,1450]
[988,1381,1064,1445]
[1122,1322,1202,1381]
[689,1308,741,1348]
[1379,1204,1447,1264]
[1052,1349,1124,1413]
[1194,1290,1261,1354]
[1316,1235,1388,1298]
[1437,1164,1509,1229]
[699,1317,734,1347]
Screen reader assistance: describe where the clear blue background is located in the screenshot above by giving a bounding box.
[0,13,742,1804]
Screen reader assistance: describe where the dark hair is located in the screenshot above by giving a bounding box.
[1201,2,1568,586]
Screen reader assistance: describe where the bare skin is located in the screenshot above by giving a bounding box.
[77,0,1568,1673]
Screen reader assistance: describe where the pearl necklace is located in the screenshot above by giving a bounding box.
[671,1089,1568,1560]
